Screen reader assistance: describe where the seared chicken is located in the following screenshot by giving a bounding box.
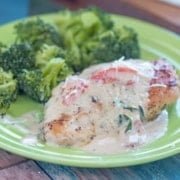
[42,59,179,147]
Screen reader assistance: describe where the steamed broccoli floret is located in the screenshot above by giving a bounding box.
[118,27,140,59]
[15,18,63,51]
[18,58,72,102]
[0,43,35,76]
[65,26,140,71]
[90,27,140,63]
[87,7,113,29]
[55,8,114,71]
[35,44,65,68]
[64,36,82,72]
[18,70,48,102]
[55,8,140,71]
[89,30,121,63]
[0,68,17,115]
[56,8,113,46]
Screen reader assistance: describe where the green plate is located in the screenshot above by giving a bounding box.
[0,14,179,168]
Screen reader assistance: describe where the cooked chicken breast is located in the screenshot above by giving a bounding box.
[42,59,179,147]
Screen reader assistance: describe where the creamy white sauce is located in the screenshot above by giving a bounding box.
[0,103,168,153]
[0,111,43,146]
[83,110,168,154]
[21,135,38,146]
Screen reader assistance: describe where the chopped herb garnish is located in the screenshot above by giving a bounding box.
[118,114,132,133]
[91,96,98,103]
[139,105,146,122]
[118,114,130,124]
[113,98,138,113]
[125,120,132,133]
[123,106,138,112]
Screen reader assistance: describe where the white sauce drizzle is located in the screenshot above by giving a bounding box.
[83,110,168,154]
[0,111,43,146]
[0,99,169,153]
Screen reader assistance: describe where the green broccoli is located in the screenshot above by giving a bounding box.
[0,68,17,115]
[89,26,140,63]
[55,8,140,71]
[64,36,82,72]
[35,44,65,68]
[56,8,113,46]
[55,8,114,71]
[118,26,140,59]
[18,58,72,102]
[0,43,35,76]
[87,7,113,29]
[65,26,140,71]
[15,18,63,51]
[92,31,120,61]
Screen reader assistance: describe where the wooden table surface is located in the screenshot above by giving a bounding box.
[0,0,180,179]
